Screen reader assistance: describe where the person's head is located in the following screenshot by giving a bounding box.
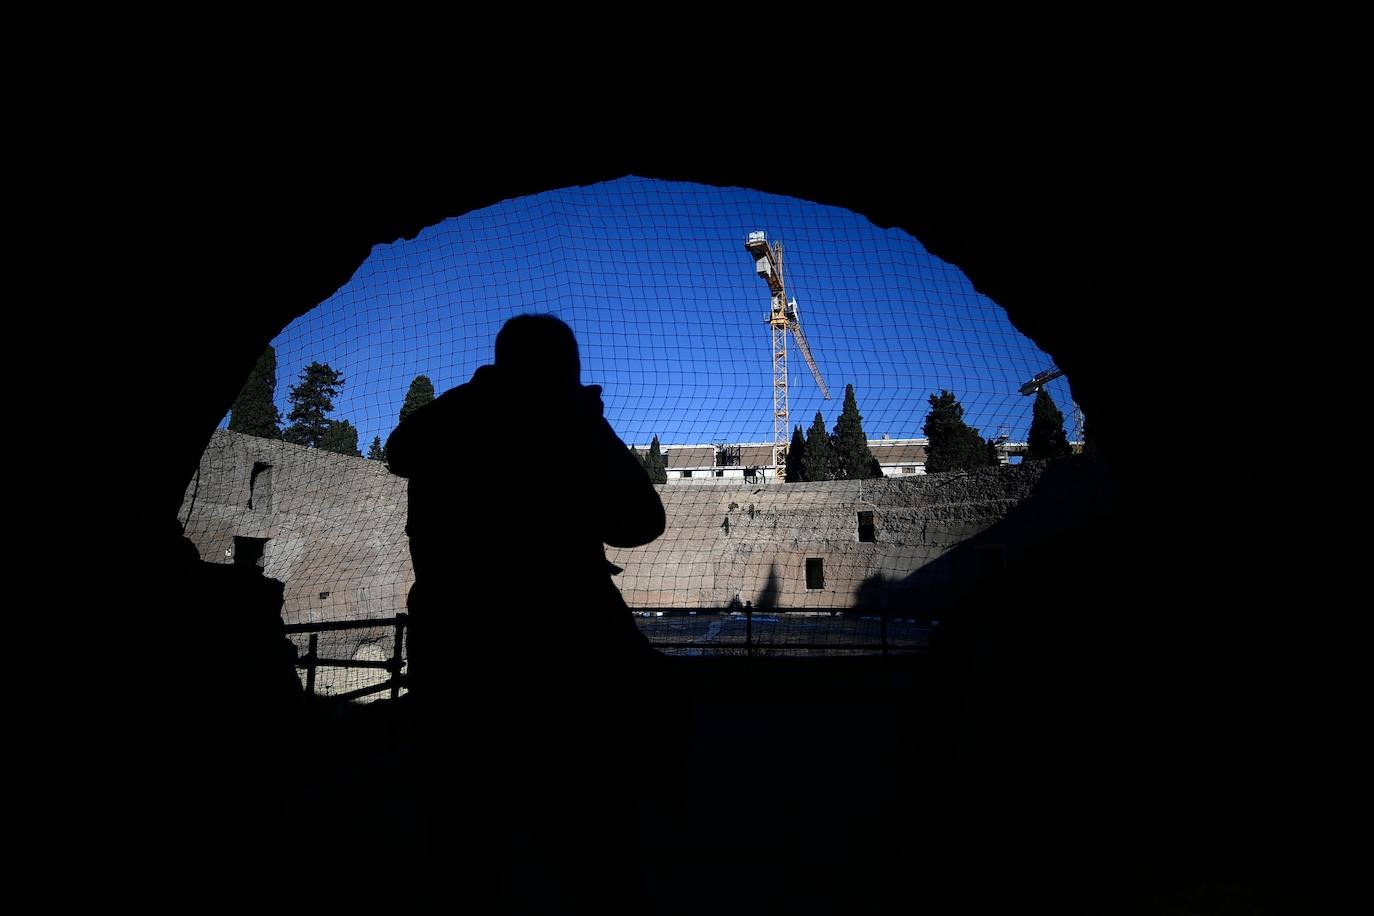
[494,314,581,388]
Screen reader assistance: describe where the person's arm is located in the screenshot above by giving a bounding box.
[571,386,665,549]
[390,365,500,478]
[597,416,666,548]
[383,410,423,478]
[385,389,451,479]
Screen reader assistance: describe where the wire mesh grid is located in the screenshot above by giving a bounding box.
[182,176,1085,672]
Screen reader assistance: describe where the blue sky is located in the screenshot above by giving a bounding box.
[224,176,1076,451]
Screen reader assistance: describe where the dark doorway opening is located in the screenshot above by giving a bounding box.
[806,558,825,590]
[857,511,876,542]
[233,536,268,573]
[249,462,272,510]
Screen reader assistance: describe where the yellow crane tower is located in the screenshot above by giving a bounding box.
[745,231,830,478]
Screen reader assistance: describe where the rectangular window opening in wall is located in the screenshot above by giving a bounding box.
[249,462,272,510]
[682,470,693,478]
[857,511,876,542]
[902,466,916,475]
[806,558,825,590]
[233,536,268,573]
[715,469,724,477]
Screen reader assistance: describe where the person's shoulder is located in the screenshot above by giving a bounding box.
[428,367,495,408]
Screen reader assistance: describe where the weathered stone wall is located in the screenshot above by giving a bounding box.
[608,460,1110,609]
[181,430,412,695]
[182,430,412,622]
[182,430,1113,631]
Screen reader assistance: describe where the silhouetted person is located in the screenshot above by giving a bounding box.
[387,314,670,913]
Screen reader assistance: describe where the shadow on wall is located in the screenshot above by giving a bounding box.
[863,450,1366,881]
[855,455,1119,614]
[755,564,780,609]
[163,546,306,910]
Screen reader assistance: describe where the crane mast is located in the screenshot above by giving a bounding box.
[745,231,829,478]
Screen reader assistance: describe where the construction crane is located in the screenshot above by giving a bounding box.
[745,231,829,478]
[1018,367,1065,396]
[1020,366,1086,446]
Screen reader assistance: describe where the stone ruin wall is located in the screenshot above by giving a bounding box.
[609,465,1057,609]
[181,431,412,695]
[181,430,1108,690]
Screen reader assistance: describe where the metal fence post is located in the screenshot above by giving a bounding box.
[746,606,753,659]
[305,633,318,697]
[390,613,407,700]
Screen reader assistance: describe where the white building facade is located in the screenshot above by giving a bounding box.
[635,438,935,484]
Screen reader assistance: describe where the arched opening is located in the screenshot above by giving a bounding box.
[184,176,1094,677]
[129,149,1353,915]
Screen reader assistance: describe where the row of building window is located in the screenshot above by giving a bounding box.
[677,468,764,479]
[670,466,920,479]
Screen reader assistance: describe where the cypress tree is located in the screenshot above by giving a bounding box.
[802,411,835,482]
[228,346,282,439]
[319,419,361,457]
[284,362,345,448]
[1027,388,1072,460]
[630,445,653,479]
[399,375,436,425]
[367,436,387,461]
[986,438,1003,467]
[923,390,992,473]
[785,425,807,482]
[646,435,668,484]
[832,384,881,479]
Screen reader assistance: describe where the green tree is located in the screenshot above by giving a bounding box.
[1027,388,1072,460]
[630,445,651,477]
[367,436,387,461]
[228,346,282,439]
[399,374,436,425]
[284,362,345,448]
[986,437,1003,467]
[832,384,882,479]
[923,390,994,473]
[320,419,362,457]
[1080,415,1098,456]
[645,435,668,484]
[802,411,835,482]
[784,425,807,482]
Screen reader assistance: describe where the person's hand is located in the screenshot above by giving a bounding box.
[576,383,605,416]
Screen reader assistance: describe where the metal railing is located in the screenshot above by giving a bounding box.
[632,608,929,657]
[280,608,925,703]
[283,614,408,703]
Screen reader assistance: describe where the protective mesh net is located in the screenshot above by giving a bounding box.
[180,177,1085,693]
